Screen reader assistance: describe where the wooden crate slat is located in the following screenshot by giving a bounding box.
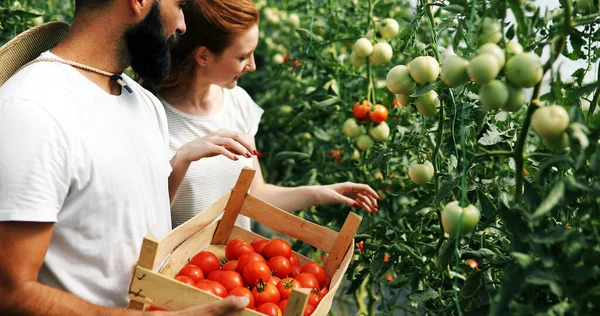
[313,242,354,315]
[158,220,219,277]
[324,212,362,277]
[240,194,339,253]
[283,288,310,316]
[137,235,159,269]
[212,167,256,244]
[130,266,262,315]
[155,191,231,269]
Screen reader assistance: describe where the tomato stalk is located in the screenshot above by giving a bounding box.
[514,1,571,203]
[586,63,600,123]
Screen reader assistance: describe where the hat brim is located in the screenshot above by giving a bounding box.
[0,21,70,86]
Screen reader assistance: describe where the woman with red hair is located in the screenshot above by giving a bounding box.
[157,0,380,229]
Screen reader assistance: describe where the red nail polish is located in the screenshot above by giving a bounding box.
[233,156,239,161]
[253,150,259,156]
[245,152,252,158]
[353,201,360,207]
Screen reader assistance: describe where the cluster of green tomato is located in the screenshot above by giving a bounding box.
[349,18,400,67]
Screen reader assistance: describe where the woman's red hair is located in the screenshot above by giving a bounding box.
[159,0,259,91]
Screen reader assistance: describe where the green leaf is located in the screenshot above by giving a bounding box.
[566,81,598,104]
[490,263,525,316]
[433,176,459,204]
[460,270,484,299]
[370,249,386,275]
[436,237,457,270]
[312,128,331,141]
[532,180,565,219]
[274,151,311,161]
[407,288,440,302]
[443,5,464,13]
[410,82,438,98]
[511,252,533,269]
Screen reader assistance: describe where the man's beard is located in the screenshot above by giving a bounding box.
[124,2,179,87]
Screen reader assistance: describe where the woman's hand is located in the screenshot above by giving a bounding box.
[316,182,381,213]
[178,128,257,162]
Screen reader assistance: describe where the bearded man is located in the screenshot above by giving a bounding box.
[0,0,249,314]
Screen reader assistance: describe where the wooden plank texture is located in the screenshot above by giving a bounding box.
[283,288,310,316]
[212,167,256,244]
[324,212,362,277]
[155,191,231,266]
[129,266,262,315]
[240,194,339,253]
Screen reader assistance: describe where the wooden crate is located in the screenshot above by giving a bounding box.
[128,167,362,315]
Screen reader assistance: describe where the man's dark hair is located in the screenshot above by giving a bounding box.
[75,0,113,14]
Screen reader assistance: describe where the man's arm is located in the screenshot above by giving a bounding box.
[0,222,249,316]
[0,222,145,315]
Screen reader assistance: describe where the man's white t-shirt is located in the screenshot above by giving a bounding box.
[162,86,263,230]
[0,52,172,307]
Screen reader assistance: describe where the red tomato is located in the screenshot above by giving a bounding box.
[194,280,227,298]
[190,251,221,275]
[295,273,320,290]
[304,304,316,316]
[206,270,224,282]
[268,256,292,278]
[319,286,329,299]
[227,286,255,308]
[307,291,321,307]
[278,299,288,313]
[324,276,331,288]
[252,281,281,306]
[300,263,327,289]
[289,253,299,266]
[237,252,266,274]
[290,264,302,278]
[251,239,269,254]
[256,302,282,316]
[215,271,245,293]
[222,260,238,272]
[353,100,371,121]
[177,264,204,284]
[243,261,271,286]
[148,305,165,311]
[268,275,281,287]
[225,239,254,261]
[277,277,302,300]
[357,241,364,253]
[174,275,195,286]
[263,238,292,259]
[369,104,388,123]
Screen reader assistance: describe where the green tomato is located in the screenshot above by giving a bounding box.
[352,149,360,160]
[379,18,400,39]
[369,42,393,66]
[349,51,366,67]
[477,43,505,68]
[479,80,509,110]
[369,121,390,141]
[506,41,524,56]
[386,65,417,95]
[441,201,481,237]
[288,13,300,28]
[477,17,502,45]
[505,52,543,88]
[354,38,373,58]
[273,54,284,64]
[408,56,440,85]
[542,132,570,152]
[531,105,570,139]
[440,55,470,87]
[467,53,501,84]
[29,16,44,26]
[415,90,440,117]
[502,85,526,112]
[408,161,434,184]
[343,118,364,138]
[395,94,411,107]
[356,134,374,151]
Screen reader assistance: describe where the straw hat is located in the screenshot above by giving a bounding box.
[0,21,70,86]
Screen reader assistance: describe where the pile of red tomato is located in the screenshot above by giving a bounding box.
[150,238,330,316]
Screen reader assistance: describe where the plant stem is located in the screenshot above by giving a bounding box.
[586,62,600,122]
[514,0,570,203]
[571,12,600,27]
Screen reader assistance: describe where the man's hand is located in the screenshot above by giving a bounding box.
[173,296,250,315]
